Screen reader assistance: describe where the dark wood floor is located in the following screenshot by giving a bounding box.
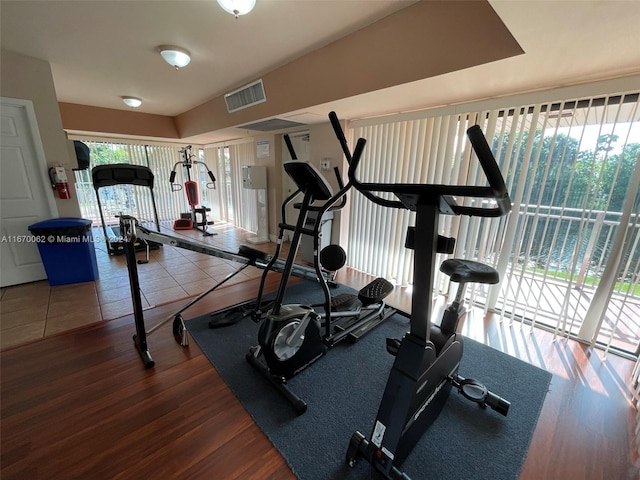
[1,270,638,480]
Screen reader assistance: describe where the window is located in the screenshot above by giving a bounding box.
[72,139,221,229]
[349,88,640,356]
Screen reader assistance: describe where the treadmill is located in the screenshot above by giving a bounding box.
[92,164,162,255]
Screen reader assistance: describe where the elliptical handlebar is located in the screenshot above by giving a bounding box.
[322,165,348,212]
[328,111,350,165]
[329,112,406,210]
[345,124,511,218]
[283,134,298,161]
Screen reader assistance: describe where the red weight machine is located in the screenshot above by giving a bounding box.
[170,145,217,236]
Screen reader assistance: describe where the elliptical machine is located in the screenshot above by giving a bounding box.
[337,121,512,480]
[170,145,217,236]
[246,125,396,414]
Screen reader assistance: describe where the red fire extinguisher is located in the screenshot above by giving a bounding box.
[49,166,71,199]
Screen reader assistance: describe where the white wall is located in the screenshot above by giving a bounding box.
[1,50,81,218]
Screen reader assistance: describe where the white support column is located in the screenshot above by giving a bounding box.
[580,151,640,343]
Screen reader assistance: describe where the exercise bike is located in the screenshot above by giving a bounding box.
[334,120,512,479]
[170,145,217,236]
[246,129,396,414]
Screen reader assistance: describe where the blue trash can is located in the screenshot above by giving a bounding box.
[28,218,99,286]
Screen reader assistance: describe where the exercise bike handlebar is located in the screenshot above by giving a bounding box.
[466,125,510,216]
[347,128,511,218]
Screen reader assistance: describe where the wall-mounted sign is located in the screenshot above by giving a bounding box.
[256,140,270,159]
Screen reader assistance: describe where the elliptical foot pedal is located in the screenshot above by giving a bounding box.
[358,277,394,305]
[331,293,361,312]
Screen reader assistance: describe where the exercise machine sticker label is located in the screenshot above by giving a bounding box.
[372,421,386,447]
[381,446,394,460]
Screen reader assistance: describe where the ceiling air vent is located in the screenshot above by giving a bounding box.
[239,118,307,132]
[224,79,266,113]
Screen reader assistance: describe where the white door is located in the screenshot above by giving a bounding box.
[1,98,58,287]
[282,132,310,242]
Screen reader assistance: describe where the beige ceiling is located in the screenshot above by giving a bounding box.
[2,0,640,145]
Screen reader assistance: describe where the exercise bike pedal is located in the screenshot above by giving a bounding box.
[347,430,412,480]
[453,375,510,416]
[346,431,367,467]
[386,337,401,356]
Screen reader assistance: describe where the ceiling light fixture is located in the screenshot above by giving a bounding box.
[122,96,142,108]
[158,45,191,69]
[217,0,256,18]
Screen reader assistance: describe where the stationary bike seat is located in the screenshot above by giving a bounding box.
[440,259,499,284]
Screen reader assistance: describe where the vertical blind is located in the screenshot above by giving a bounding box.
[73,135,261,237]
[72,139,221,228]
[351,113,510,301]
[227,141,259,233]
[203,146,227,222]
[350,90,640,356]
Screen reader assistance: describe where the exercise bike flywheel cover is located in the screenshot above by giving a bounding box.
[273,321,305,361]
[320,244,347,272]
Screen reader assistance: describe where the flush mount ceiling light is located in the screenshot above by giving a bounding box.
[217,0,256,18]
[158,45,191,69]
[122,96,142,108]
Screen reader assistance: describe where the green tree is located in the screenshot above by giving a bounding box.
[494,124,639,277]
[89,143,129,166]
[73,142,130,184]
[494,130,583,208]
[597,140,639,211]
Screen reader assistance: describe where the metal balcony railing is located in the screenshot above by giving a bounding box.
[487,203,639,354]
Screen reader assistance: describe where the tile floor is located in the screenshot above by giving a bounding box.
[0,222,275,350]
